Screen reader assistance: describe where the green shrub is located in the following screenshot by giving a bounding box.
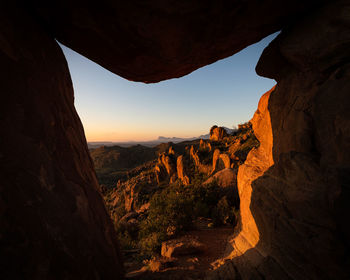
[139,232,164,256]
[138,186,194,255]
[212,196,237,226]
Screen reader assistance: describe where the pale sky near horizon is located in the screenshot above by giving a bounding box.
[60,33,278,142]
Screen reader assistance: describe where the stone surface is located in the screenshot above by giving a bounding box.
[161,236,206,258]
[205,168,237,189]
[190,145,201,167]
[30,1,321,83]
[210,126,228,141]
[0,4,124,279]
[177,155,190,185]
[212,1,350,279]
[199,139,212,152]
[212,150,231,174]
[219,154,231,170]
[190,145,212,174]
[204,168,239,206]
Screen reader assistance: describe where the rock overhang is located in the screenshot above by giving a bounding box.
[28,0,328,83]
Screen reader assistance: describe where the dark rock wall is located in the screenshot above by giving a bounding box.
[29,0,324,82]
[0,5,124,280]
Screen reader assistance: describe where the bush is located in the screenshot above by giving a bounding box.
[138,180,225,256]
[138,186,194,256]
[113,172,239,256]
[139,232,164,256]
[212,196,237,226]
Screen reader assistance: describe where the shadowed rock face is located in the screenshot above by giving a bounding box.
[0,4,123,280]
[29,0,323,82]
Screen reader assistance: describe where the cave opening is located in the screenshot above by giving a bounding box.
[3,1,349,279]
[58,34,277,277]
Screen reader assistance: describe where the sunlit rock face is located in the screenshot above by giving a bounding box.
[210,1,350,279]
[0,5,124,279]
[30,0,321,83]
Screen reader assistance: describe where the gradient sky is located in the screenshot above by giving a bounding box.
[60,33,277,142]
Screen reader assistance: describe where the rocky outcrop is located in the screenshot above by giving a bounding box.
[190,145,201,167]
[205,168,239,207]
[190,145,212,174]
[30,1,319,82]
[205,169,237,189]
[219,154,231,170]
[210,126,228,141]
[155,152,177,183]
[0,4,124,279]
[122,170,157,212]
[211,1,350,279]
[177,155,190,185]
[212,149,231,174]
[199,139,212,152]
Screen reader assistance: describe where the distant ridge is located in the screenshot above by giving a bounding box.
[88,126,236,149]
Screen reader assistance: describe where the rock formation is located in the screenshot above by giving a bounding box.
[177,155,190,185]
[212,149,231,174]
[190,145,212,174]
[205,169,237,189]
[205,168,239,207]
[29,1,320,83]
[2,0,349,279]
[190,145,201,167]
[0,4,124,279]
[199,139,212,152]
[210,126,228,141]
[209,1,350,279]
[156,151,177,183]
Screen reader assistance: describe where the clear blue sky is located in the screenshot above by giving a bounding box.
[60,33,277,142]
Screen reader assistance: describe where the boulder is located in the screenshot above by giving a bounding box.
[205,168,236,189]
[205,168,239,206]
[161,236,206,258]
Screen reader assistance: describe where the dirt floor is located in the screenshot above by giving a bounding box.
[125,225,234,279]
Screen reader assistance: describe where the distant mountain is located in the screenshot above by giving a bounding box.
[223,127,237,134]
[87,127,236,149]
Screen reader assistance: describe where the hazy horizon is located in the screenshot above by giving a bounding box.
[60,33,278,142]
